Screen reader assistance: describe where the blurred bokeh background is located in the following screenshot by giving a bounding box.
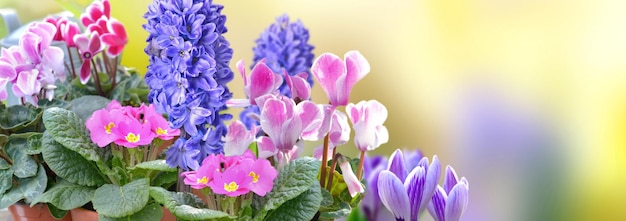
[2,0,626,220]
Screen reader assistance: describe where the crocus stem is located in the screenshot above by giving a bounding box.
[326,150,339,192]
[356,151,365,179]
[320,133,330,188]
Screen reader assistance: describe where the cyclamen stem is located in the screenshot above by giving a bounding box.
[65,45,76,78]
[356,150,365,179]
[320,133,330,188]
[326,150,339,192]
[90,59,104,96]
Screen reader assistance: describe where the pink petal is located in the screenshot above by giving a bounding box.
[339,160,364,197]
[88,32,102,54]
[0,61,16,80]
[19,33,41,63]
[224,121,254,156]
[364,100,388,125]
[79,61,91,84]
[329,110,351,146]
[301,104,334,141]
[74,34,90,52]
[236,59,247,86]
[296,100,322,137]
[260,97,289,136]
[105,45,124,57]
[249,62,281,104]
[343,50,370,91]
[80,15,94,27]
[106,19,127,42]
[256,136,277,159]
[311,53,346,105]
[62,22,81,46]
[103,0,111,18]
[346,102,361,125]
[225,99,251,108]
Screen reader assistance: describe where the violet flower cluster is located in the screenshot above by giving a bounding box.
[240,14,315,128]
[143,0,234,170]
[362,149,470,221]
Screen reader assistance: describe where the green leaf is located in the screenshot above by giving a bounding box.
[320,202,352,219]
[149,186,231,220]
[346,207,366,221]
[0,158,9,170]
[42,107,102,162]
[93,178,150,218]
[264,182,323,221]
[0,134,8,148]
[42,132,107,186]
[33,179,95,210]
[17,164,47,204]
[0,168,13,195]
[25,133,44,155]
[98,202,163,221]
[131,160,178,172]
[0,105,40,130]
[47,203,70,219]
[320,188,333,207]
[0,187,23,209]
[151,171,178,188]
[6,138,37,178]
[262,157,321,212]
[66,95,111,121]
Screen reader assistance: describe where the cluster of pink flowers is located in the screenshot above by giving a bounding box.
[0,22,65,105]
[45,0,127,84]
[85,100,180,148]
[181,150,278,197]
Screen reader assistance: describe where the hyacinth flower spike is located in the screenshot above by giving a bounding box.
[427,166,469,221]
[378,150,441,221]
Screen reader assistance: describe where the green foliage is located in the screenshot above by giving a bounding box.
[261,157,321,211]
[33,179,95,210]
[66,95,111,121]
[93,178,150,218]
[263,182,323,221]
[41,132,107,186]
[47,203,70,219]
[0,105,41,131]
[17,164,47,204]
[43,107,103,162]
[149,186,232,221]
[98,202,163,221]
[5,138,37,178]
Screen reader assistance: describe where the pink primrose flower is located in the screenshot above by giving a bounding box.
[85,108,124,147]
[244,158,277,196]
[111,115,155,148]
[209,164,253,197]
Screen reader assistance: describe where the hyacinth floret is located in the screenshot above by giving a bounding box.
[241,14,314,128]
[143,0,233,170]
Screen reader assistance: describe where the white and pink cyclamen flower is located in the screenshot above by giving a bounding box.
[347,100,389,152]
[311,50,370,107]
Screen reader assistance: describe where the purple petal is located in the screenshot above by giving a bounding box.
[404,166,426,221]
[0,61,16,80]
[378,170,411,221]
[387,149,408,181]
[427,186,447,221]
[445,179,469,221]
[421,156,441,213]
[443,165,460,194]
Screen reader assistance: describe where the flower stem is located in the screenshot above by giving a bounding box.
[325,150,338,192]
[90,59,104,96]
[66,45,76,78]
[356,151,366,179]
[320,134,330,188]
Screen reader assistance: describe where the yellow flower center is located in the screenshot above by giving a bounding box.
[156,127,167,135]
[125,133,140,143]
[196,176,208,185]
[224,182,239,192]
[104,122,115,134]
[249,171,259,183]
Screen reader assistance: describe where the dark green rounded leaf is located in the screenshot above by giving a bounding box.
[67,95,111,121]
[0,187,23,209]
[17,164,47,204]
[25,133,44,155]
[264,182,323,221]
[42,132,107,186]
[262,157,321,211]
[149,187,231,220]
[0,105,40,130]
[0,158,9,170]
[93,178,150,218]
[42,107,102,162]
[33,179,95,210]
[98,202,163,221]
[47,203,70,219]
[6,138,37,178]
[131,160,177,172]
[0,168,13,195]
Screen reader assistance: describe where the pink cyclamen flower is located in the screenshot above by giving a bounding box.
[223,120,259,156]
[101,19,128,57]
[347,100,389,151]
[74,32,103,84]
[311,50,370,106]
[256,94,322,153]
[61,21,81,47]
[245,158,278,196]
[80,0,111,27]
[44,16,68,41]
[12,69,42,105]
[339,156,365,197]
[111,116,155,148]
[0,61,16,82]
[209,164,253,197]
[284,71,311,101]
[0,77,8,101]
[85,108,123,147]
[231,60,282,107]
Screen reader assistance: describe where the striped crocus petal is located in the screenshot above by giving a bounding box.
[378,170,411,221]
[417,155,441,214]
[387,149,408,181]
[445,178,469,221]
[405,166,426,221]
[427,186,447,221]
[443,165,460,193]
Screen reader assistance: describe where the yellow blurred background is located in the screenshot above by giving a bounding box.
[2,0,626,220]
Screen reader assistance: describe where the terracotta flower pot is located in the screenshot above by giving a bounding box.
[8,204,72,221]
[69,207,176,221]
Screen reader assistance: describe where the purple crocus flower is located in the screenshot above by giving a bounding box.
[427,166,469,221]
[378,149,441,221]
